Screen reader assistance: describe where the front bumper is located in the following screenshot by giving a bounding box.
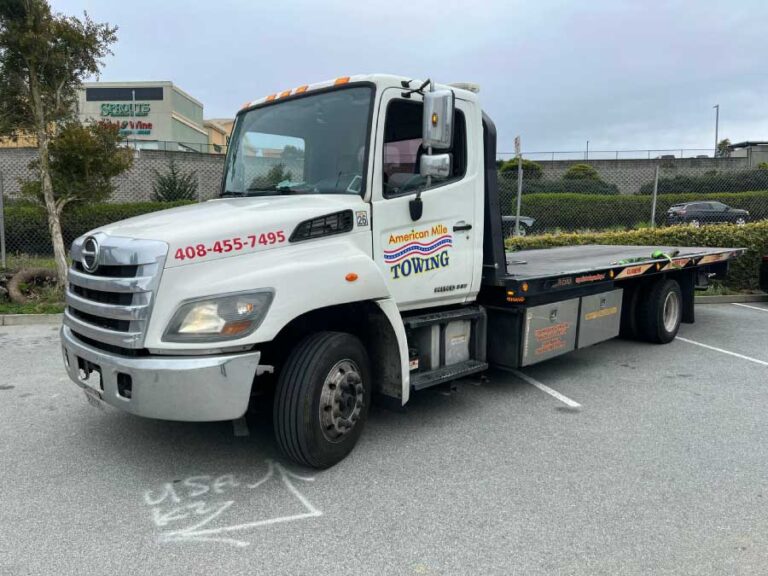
[61,325,264,422]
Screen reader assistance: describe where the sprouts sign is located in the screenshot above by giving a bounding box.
[100,103,151,117]
[99,102,153,135]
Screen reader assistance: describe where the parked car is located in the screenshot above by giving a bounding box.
[501,215,536,236]
[667,201,749,227]
[760,254,768,292]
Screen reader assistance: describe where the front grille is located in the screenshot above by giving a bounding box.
[70,284,133,305]
[71,330,148,358]
[73,261,139,277]
[70,308,130,332]
[64,234,167,349]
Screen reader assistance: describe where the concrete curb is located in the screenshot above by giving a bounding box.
[0,313,63,326]
[695,294,768,304]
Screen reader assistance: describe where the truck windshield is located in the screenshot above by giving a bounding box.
[222,85,373,197]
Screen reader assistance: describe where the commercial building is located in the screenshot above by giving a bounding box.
[77,81,211,152]
[728,141,768,167]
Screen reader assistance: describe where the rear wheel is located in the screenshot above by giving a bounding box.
[619,284,642,339]
[274,331,371,469]
[637,279,682,343]
[735,217,747,226]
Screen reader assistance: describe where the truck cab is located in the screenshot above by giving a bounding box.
[61,74,743,468]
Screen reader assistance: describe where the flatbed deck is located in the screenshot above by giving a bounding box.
[480,244,746,304]
[504,244,743,281]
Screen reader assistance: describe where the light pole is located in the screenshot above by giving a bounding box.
[713,104,719,157]
[585,140,589,161]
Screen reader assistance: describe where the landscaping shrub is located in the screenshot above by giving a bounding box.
[511,190,768,232]
[638,170,768,194]
[563,163,600,180]
[499,158,543,180]
[4,200,194,254]
[506,221,768,290]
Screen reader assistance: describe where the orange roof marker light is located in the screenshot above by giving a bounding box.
[279,89,292,98]
[241,101,252,110]
[265,94,277,102]
[345,273,359,282]
[295,85,309,94]
[334,76,350,85]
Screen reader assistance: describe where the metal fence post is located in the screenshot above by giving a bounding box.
[0,171,6,269]
[650,164,660,228]
[514,154,523,236]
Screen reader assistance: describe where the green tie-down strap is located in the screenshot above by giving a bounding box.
[614,249,681,267]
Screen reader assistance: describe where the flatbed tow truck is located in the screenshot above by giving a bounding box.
[60,74,743,467]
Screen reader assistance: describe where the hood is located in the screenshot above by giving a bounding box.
[93,195,369,267]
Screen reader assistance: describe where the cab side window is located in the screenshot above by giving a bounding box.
[383,99,466,197]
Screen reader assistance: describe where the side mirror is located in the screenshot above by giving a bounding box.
[420,153,452,179]
[422,89,455,149]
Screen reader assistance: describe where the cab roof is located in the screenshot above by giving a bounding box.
[239,73,479,112]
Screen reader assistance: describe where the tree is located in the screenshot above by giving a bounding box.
[152,159,198,202]
[0,0,117,284]
[21,120,133,205]
[716,138,731,158]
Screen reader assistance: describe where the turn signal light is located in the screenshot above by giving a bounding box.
[345,273,359,282]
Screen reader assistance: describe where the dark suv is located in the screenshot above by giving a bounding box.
[667,201,749,227]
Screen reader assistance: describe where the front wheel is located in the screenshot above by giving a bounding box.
[735,217,747,226]
[274,331,371,469]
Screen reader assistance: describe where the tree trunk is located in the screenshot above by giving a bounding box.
[30,72,68,286]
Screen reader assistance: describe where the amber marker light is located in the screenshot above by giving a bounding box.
[279,89,292,98]
[334,76,350,85]
[521,282,529,292]
[295,85,309,94]
[265,94,277,102]
[345,273,359,282]
[431,112,439,126]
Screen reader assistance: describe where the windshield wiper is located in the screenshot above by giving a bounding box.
[220,190,245,197]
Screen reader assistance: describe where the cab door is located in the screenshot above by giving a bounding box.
[370,88,482,311]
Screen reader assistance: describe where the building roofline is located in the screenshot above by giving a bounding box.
[728,140,768,149]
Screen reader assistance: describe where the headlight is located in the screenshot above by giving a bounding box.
[163,290,274,342]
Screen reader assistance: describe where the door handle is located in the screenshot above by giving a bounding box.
[453,221,472,232]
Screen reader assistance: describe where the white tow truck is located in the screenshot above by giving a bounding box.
[61,74,743,468]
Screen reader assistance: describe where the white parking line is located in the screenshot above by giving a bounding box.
[511,369,581,408]
[732,303,768,313]
[676,337,768,367]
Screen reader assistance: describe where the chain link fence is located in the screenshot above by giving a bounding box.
[498,156,768,239]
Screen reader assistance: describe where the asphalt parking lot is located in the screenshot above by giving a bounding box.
[1,303,767,576]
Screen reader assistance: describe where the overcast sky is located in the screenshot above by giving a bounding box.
[51,0,768,156]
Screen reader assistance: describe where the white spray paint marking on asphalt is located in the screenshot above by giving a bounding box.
[144,460,321,547]
[731,303,768,313]
[677,337,768,367]
[511,369,581,408]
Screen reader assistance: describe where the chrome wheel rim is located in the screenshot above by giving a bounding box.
[319,359,364,443]
[690,220,700,228]
[736,217,746,226]
[663,290,680,333]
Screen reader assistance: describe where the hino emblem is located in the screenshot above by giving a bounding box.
[81,236,100,273]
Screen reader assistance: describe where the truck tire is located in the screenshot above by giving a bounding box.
[274,331,371,469]
[637,279,682,344]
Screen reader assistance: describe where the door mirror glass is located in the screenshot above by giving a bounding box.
[420,153,452,179]
[422,89,455,149]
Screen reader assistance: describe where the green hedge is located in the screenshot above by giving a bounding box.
[513,191,768,232]
[506,221,768,290]
[638,170,768,195]
[4,201,194,255]
[498,174,619,198]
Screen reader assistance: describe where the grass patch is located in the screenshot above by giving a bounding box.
[0,301,64,314]
[2,254,59,271]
